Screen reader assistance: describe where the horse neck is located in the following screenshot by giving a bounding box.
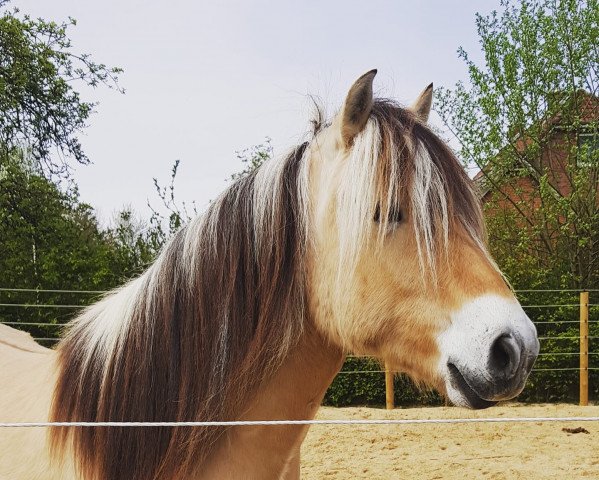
[201,324,344,479]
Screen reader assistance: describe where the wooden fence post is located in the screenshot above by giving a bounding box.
[580,291,589,407]
[385,363,394,410]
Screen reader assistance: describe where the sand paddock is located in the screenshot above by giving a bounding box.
[301,403,599,479]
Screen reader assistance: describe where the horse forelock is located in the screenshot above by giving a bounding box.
[50,143,310,480]
[335,99,489,283]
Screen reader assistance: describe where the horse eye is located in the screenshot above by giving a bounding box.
[388,208,403,223]
[373,204,403,224]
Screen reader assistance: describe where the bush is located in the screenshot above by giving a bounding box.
[323,357,442,408]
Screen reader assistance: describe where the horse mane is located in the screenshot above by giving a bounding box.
[49,98,487,480]
[50,143,310,480]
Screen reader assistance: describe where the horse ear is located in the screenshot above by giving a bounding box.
[410,83,433,122]
[340,69,377,147]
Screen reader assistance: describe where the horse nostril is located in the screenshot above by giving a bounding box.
[492,337,510,369]
[489,334,521,379]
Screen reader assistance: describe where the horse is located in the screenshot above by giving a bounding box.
[0,70,539,480]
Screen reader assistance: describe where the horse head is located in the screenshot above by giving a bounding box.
[306,70,539,408]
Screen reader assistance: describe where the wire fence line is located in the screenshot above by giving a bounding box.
[0,320,599,332]
[0,304,86,308]
[334,367,599,374]
[537,352,599,356]
[0,288,104,294]
[514,289,599,293]
[23,335,599,344]
[0,322,65,327]
[345,352,598,359]
[2,303,598,310]
[1,287,599,295]
[523,304,599,308]
[535,320,599,324]
[538,336,599,340]
[2,416,599,429]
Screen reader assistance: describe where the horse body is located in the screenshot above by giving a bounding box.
[0,325,69,480]
[0,70,539,479]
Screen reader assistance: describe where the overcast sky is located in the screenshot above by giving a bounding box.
[15,0,501,224]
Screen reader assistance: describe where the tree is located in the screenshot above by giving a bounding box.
[230,137,273,181]
[436,0,598,290]
[144,138,274,250]
[145,139,274,248]
[0,0,122,178]
[0,150,171,339]
[0,1,134,340]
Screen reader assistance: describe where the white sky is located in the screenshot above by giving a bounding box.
[15,0,500,223]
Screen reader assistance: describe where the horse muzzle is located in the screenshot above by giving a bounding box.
[438,294,540,409]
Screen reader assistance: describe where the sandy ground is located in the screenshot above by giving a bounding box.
[300,403,599,479]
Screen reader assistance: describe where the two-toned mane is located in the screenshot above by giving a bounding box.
[51,139,310,479]
[0,70,539,480]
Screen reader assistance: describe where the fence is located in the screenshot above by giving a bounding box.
[0,287,597,409]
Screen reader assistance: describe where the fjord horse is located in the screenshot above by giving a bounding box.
[0,70,539,480]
